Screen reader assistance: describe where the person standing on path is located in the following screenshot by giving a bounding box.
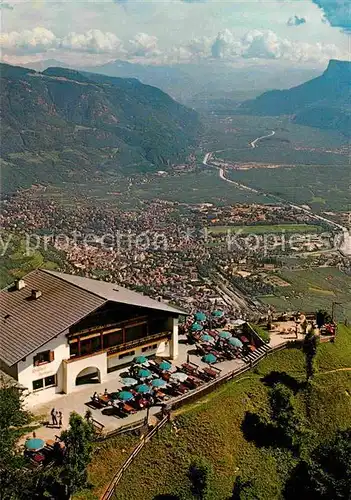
[58,411,63,428]
[50,408,57,426]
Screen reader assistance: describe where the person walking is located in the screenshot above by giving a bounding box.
[50,408,57,426]
[58,411,63,428]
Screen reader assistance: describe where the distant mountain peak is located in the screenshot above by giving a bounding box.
[324,59,350,82]
[239,59,350,137]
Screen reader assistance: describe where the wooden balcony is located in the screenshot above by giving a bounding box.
[66,330,171,363]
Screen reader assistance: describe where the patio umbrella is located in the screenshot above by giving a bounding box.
[25,438,45,452]
[229,337,243,348]
[120,377,138,387]
[202,353,217,364]
[137,368,152,379]
[231,319,246,326]
[117,391,134,402]
[219,331,232,339]
[151,378,167,388]
[159,360,172,371]
[191,323,203,332]
[133,355,149,365]
[136,384,151,394]
[212,310,224,317]
[171,372,188,383]
[195,312,207,322]
[200,334,213,342]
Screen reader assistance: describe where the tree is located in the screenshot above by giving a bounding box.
[59,412,94,497]
[187,456,213,500]
[316,310,332,329]
[285,428,351,500]
[302,329,318,382]
[269,383,304,449]
[231,476,261,499]
[0,376,33,500]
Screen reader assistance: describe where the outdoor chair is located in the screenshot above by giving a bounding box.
[179,362,199,375]
[183,376,202,389]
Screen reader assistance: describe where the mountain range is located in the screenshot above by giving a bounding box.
[24,59,320,106]
[0,63,200,192]
[239,59,350,136]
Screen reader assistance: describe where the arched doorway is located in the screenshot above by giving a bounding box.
[75,366,101,386]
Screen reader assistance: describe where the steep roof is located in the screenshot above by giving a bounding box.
[0,269,185,366]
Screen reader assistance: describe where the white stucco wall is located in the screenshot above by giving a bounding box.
[17,331,70,394]
[63,351,108,394]
[169,317,179,359]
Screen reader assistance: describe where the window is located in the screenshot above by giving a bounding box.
[70,342,79,358]
[44,375,56,387]
[119,350,135,360]
[142,344,157,353]
[33,350,54,366]
[104,330,123,348]
[80,338,92,356]
[125,323,147,342]
[32,379,44,391]
[32,375,56,392]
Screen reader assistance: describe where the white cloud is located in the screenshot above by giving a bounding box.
[0,24,347,66]
[61,29,124,54]
[128,32,160,57]
[0,27,57,53]
[209,28,346,63]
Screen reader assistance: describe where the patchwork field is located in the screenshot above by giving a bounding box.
[260,267,351,321]
[207,224,321,235]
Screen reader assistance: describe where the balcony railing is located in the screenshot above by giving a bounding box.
[106,331,172,356]
[66,331,171,363]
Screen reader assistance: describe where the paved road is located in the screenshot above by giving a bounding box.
[250,130,275,148]
[202,131,351,257]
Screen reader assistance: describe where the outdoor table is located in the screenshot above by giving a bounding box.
[122,403,136,414]
[181,363,197,374]
[203,367,218,378]
[155,390,166,399]
[98,394,110,405]
[240,336,250,344]
[33,452,45,463]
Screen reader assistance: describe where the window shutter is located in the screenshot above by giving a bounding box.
[49,351,55,362]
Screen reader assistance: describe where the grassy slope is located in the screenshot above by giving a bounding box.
[108,325,351,500]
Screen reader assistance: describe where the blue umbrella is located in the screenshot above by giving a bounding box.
[151,378,167,388]
[117,391,134,402]
[219,331,232,339]
[133,355,149,365]
[136,384,151,394]
[120,377,138,387]
[229,337,243,348]
[195,312,207,322]
[201,334,213,342]
[137,368,152,379]
[191,323,203,332]
[202,353,217,364]
[159,360,172,371]
[25,438,45,451]
[212,310,224,317]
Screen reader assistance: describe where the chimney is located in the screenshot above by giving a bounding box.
[15,279,26,291]
[31,289,42,300]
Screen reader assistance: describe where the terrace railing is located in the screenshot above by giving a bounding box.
[99,339,292,499]
[100,414,169,500]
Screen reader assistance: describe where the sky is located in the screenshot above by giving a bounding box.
[0,0,350,67]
